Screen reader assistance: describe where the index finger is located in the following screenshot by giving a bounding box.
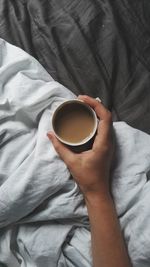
[78,95,111,121]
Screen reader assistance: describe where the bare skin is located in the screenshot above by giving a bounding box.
[47,95,132,267]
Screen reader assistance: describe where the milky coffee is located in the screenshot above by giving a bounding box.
[53,101,96,144]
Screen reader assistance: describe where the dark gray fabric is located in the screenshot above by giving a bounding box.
[0,0,150,133]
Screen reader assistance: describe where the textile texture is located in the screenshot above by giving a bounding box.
[0,0,150,132]
[0,39,150,267]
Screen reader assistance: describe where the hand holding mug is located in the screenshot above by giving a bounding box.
[47,95,114,199]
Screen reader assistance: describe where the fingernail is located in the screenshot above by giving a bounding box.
[78,95,83,99]
[78,94,87,98]
[47,132,53,140]
[95,97,102,102]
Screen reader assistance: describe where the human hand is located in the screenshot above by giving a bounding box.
[47,95,114,199]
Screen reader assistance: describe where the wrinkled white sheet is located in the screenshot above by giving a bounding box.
[0,39,150,267]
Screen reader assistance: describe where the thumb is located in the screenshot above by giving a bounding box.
[47,132,75,166]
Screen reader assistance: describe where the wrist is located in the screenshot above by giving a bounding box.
[80,180,111,201]
[84,189,112,208]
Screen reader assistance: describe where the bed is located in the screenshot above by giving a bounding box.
[0,1,150,267]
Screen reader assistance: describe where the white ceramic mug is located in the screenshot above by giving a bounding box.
[52,99,98,149]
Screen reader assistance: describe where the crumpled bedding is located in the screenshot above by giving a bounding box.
[0,39,150,267]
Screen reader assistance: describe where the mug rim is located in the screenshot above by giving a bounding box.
[52,99,98,146]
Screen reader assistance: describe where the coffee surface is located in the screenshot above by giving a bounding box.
[54,103,95,143]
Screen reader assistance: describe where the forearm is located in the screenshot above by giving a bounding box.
[49,96,129,266]
[85,192,132,267]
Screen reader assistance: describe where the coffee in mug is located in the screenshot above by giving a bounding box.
[52,99,97,151]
